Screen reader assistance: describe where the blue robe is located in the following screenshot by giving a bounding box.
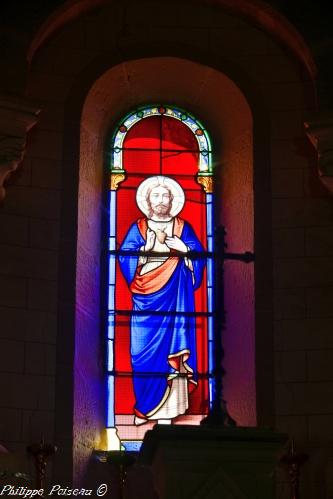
[119,218,205,418]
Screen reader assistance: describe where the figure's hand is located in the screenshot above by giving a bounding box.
[165,235,188,253]
[144,228,156,252]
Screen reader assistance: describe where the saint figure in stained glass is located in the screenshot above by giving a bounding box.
[119,175,206,425]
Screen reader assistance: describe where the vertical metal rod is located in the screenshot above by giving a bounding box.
[201,226,236,426]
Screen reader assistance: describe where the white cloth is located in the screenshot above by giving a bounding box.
[134,363,189,425]
[139,219,173,274]
[150,363,189,420]
[138,218,194,277]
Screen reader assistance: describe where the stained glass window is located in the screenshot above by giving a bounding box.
[106,105,213,451]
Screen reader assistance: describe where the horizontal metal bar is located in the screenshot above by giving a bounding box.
[109,309,214,317]
[108,370,217,379]
[108,248,254,262]
[224,251,255,263]
[109,249,210,258]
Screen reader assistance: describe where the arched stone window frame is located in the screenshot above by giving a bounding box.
[60,57,261,484]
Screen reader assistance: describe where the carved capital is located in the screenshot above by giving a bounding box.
[0,94,40,201]
[305,112,333,194]
[196,175,213,193]
[110,172,126,191]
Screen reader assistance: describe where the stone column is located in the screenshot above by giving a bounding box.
[0,94,40,201]
[305,112,333,194]
[139,425,287,499]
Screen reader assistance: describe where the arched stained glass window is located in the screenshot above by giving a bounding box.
[106,105,213,451]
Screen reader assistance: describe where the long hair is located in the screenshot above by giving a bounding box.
[146,182,174,218]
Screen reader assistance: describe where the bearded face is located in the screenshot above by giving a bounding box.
[147,185,173,219]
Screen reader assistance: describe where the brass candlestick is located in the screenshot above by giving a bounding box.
[27,436,57,493]
[279,439,308,499]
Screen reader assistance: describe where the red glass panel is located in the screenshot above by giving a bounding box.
[124,115,161,151]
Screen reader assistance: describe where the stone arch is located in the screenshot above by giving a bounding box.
[56,54,268,483]
[27,0,316,81]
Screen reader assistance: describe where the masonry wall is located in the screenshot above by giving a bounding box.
[0,1,332,497]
